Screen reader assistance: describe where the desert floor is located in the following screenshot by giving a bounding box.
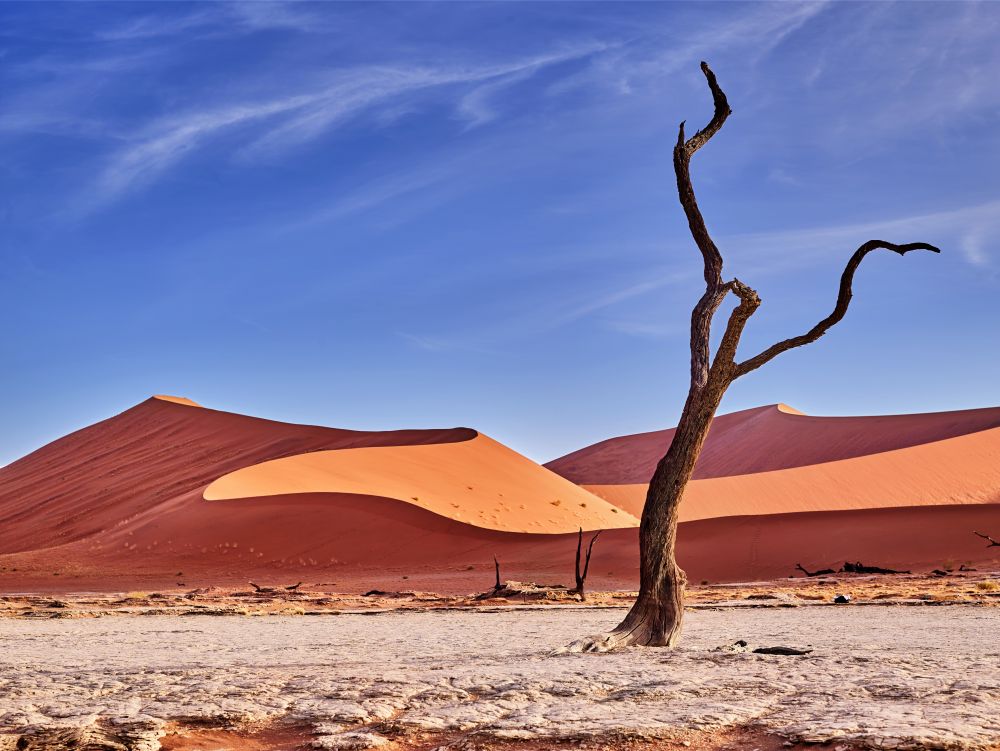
[2,583,1000,751]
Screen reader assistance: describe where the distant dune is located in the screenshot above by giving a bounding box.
[546,403,1000,483]
[1,397,998,593]
[547,404,1000,522]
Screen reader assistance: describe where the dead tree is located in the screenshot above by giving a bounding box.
[572,528,602,601]
[565,62,940,652]
[974,531,1000,547]
[250,581,303,594]
[795,563,836,578]
[493,555,502,590]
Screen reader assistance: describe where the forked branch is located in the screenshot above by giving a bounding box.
[735,240,941,377]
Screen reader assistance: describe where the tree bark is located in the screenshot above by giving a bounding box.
[560,61,940,654]
[572,527,602,601]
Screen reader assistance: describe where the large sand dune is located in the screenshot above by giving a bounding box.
[1,397,999,592]
[0,396,633,591]
[0,396,477,555]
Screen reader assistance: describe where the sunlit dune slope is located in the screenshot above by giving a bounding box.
[205,435,633,533]
[546,403,1000,484]
[585,424,1000,520]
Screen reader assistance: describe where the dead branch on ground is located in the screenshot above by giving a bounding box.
[841,561,910,575]
[795,563,836,577]
[974,531,1000,547]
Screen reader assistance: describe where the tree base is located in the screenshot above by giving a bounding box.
[555,596,683,653]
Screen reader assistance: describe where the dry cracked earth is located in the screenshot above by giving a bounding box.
[1,604,1000,750]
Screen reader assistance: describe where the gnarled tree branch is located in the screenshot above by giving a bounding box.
[735,240,940,378]
[682,62,732,158]
[711,279,761,379]
[676,62,732,388]
[675,61,731,290]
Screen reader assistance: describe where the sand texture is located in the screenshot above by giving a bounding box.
[2,607,999,750]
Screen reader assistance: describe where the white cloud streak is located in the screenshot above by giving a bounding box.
[85,44,605,211]
[722,198,1000,273]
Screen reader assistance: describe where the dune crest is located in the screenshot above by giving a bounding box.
[547,403,1000,484]
[153,395,202,407]
[776,403,805,415]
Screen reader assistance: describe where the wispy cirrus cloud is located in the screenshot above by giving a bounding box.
[239,45,606,160]
[722,197,1000,274]
[455,68,539,130]
[547,2,829,100]
[95,10,219,41]
[84,44,606,212]
[398,267,693,355]
[299,165,457,229]
[95,3,325,42]
[360,190,1000,356]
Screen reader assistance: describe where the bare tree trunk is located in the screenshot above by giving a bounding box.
[568,387,726,650]
[626,387,726,645]
[561,61,940,653]
[572,527,602,601]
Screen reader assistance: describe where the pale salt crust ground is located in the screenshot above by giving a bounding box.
[1,607,999,749]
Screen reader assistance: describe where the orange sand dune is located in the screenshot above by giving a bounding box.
[205,435,633,533]
[0,396,630,558]
[3,396,999,594]
[586,424,1000,520]
[0,396,475,554]
[546,403,1000,484]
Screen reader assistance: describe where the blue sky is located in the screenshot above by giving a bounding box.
[1,1,998,466]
